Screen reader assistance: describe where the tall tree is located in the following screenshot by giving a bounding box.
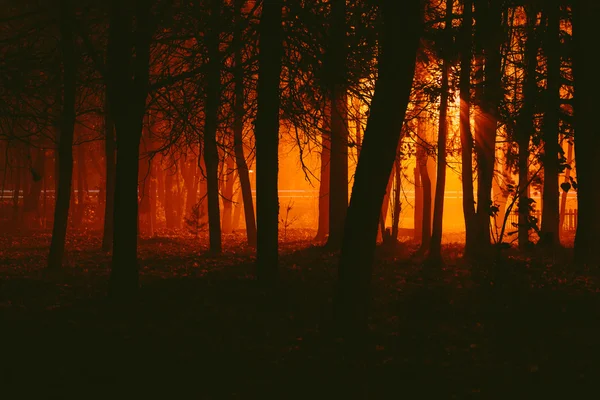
[517,3,539,251]
[572,0,600,265]
[203,0,223,254]
[540,0,561,247]
[416,103,432,252]
[429,0,454,261]
[335,0,422,334]
[102,90,116,252]
[326,0,349,249]
[232,0,256,247]
[47,0,76,270]
[255,0,284,286]
[106,0,153,297]
[473,0,503,252]
[315,106,330,242]
[459,0,477,256]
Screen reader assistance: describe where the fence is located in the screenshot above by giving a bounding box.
[505,209,578,232]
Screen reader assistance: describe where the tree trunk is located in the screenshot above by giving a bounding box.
[230,0,255,245]
[559,141,573,238]
[48,0,76,269]
[315,106,330,242]
[414,166,422,241]
[378,169,393,242]
[429,0,453,261]
[417,118,432,251]
[156,158,166,229]
[138,147,152,237]
[164,165,177,229]
[391,159,401,242]
[107,0,152,298]
[326,0,348,249]
[222,155,235,234]
[516,4,539,251]
[573,0,600,265]
[459,0,477,255]
[204,0,223,254]
[540,0,561,248]
[255,0,284,286]
[183,156,198,223]
[24,148,46,226]
[75,144,86,225]
[12,158,22,225]
[102,105,116,251]
[232,5,257,246]
[335,0,422,334]
[232,189,242,232]
[473,0,502,253]
[148,158,156,237]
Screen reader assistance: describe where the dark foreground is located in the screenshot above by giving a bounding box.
[1,230,599,399]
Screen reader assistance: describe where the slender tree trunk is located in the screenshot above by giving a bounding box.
[1,144,9,217]
[473,0,502,252]
[326,0,348,249]
[164,165,176,229]
[540,0,561,248]
[315,106,330,242]
[233,99,256,245]
[255,0,284,285]
[379,169,393,242]
[417,119,432,251]
[459,0,476,255]
[335,0,422,334]
[232,2,257,246]
[391,159,401,241]
[148,159,156,237]
[75,144,85,225]
[559,141,573,238]
[183,156,198,222]
[516,4,539,251]
[12,160,22,225]
[573,0,600,265]
[198,155,208,227]
[156,158,166,229]
[48,0,76,269]
[232,189,242,232]
[107,0,152,297]
[354,96,362,156]
[204,0,223,254]
[24,148,46,226]
[429,0,453,261]
[414,166,422,241]
[138,152,152,236]
[222,155,235,234]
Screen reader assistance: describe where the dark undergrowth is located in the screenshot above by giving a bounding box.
[1,229,599,399]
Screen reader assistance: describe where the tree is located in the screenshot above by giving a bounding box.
[203,0,223,254]
[255,0,284,286]
[459,0,477,256]
[517,3,540,251]
[232,9,257,247]
[429,0,454,262]
[335,0,422,334]
[573,0,600,265]
[106,0,153,297]
[47,0,76,270]
[325,0,349,249]
[102,90,116,252]
[540,0,561,248]
[473,0,503,252]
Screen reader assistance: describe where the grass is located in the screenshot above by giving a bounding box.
[1,229,598,398]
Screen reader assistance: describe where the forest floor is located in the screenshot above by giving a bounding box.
[1,228,599,399]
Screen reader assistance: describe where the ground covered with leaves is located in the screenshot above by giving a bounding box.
[1,229,599,398]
